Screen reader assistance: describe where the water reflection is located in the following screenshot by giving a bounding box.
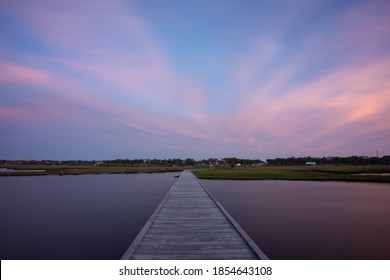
[202,180,390,260]
[0,173,178,260]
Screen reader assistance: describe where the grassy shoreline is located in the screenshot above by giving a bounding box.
[194,165,390,183]
[0,165,186,176]
[2,165,390,183]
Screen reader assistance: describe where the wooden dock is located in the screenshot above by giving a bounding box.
[121,170,268,260]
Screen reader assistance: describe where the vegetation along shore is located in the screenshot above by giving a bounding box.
[1,156,390,183]
[194,166,390,183]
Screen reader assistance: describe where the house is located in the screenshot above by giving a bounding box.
[306,161,317,165]
[93,161,104,167]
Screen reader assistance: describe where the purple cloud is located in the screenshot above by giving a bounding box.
[1,0,389,159]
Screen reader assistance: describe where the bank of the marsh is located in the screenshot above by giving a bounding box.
[194,166,390,183]
[2,165,390,183]
[0,165,186,176]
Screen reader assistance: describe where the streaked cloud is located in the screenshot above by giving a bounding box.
[0,63,54,87]
[0,0,389,159]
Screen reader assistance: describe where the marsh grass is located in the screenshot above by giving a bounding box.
[2,164,390,182]
[0,165,185,176]
[194,166,390,183]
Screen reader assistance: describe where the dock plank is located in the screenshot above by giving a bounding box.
[121,170,268,260]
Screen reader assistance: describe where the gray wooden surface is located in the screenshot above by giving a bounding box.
[121,170,268,260]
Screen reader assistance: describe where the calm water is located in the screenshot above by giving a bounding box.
[202,180,390,260]
[0,173,179,260]
[2,175,389,260]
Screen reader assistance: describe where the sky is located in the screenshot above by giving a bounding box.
[1,0,389,160]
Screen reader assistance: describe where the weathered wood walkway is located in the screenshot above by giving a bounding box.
[121,170,268,260]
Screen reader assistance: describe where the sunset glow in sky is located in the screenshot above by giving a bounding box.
[1,0,390,160]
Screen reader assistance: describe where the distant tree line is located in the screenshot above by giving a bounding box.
[1,155,389,167]
[266,156,390,166]
[0,157,265,167]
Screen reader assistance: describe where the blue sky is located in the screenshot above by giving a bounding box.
[1,0,389,160]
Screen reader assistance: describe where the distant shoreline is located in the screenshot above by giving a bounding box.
[1,165,390,183]
[0,166,186,177]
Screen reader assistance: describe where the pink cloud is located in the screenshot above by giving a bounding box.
[1,1,212,145]
[0,63,54,87]
[2,0,389,159]
[7,0,210,116]
[227,57,390,157]
[0,107,36,121]
[221,1,390,157]
[0,9,210,150]
[0,59,212,150]
[5,0,148,51]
